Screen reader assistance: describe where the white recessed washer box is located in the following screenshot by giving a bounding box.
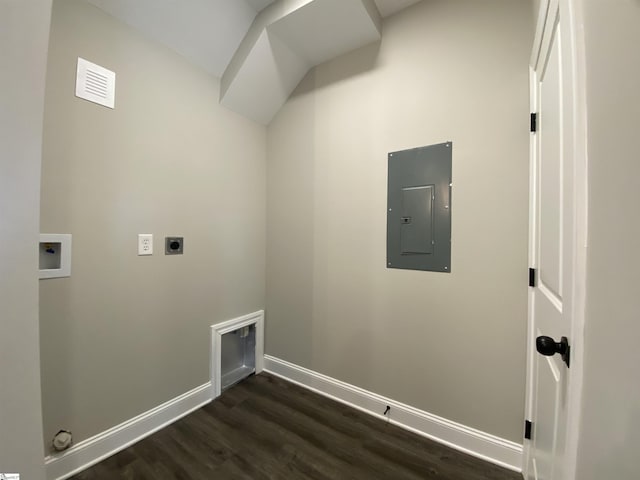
[39,234,72,279]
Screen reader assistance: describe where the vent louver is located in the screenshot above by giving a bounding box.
[75,57,115,109]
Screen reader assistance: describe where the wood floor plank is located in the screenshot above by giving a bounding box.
[72,373,523,480]
[229,392,419,479]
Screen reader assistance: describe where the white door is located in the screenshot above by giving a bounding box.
[525,0,586,479]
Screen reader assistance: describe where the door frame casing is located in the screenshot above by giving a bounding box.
[523,0,588,478]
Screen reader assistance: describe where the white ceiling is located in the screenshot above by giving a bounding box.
[375,0,422,18]
[86,0,423,79]
[244,0,276,11]
[244,0,423,16]
[86,0,261,77]
[221,0,382,124]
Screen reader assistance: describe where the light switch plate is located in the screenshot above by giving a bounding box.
[138,234,153,256]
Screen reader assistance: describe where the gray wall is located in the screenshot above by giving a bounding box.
[532,0,542,22]
[576,0,640,478]
[0,0,51,477]
[40,0,266,448]
[266,0,532,442]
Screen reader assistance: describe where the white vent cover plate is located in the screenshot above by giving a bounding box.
[75,57,115,109]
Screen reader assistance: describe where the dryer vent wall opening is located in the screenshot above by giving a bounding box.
[221,324,256,391]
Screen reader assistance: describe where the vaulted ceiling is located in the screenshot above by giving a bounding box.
[85,0,423,123]
[86,0,421,77]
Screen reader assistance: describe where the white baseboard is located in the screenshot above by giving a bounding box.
[44,382,212,480]
[42,354,522,478]
[263,355,523,473]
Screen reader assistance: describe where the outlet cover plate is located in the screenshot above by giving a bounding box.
[138,234,153,256]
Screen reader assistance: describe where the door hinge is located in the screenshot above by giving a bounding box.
[530,113,537,133]
[525,420,533,440]
[529,268,536,287]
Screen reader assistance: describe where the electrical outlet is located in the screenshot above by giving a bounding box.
[138,234,153,256]
[165,236,184,255]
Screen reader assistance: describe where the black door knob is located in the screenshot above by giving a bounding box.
[536,336,570,368]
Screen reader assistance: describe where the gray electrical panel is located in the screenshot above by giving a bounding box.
[387,142,452,272]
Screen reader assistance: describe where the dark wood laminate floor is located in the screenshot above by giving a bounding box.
[72,373,522,480]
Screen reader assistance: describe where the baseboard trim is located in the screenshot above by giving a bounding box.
[263,355,523,472]
[44,382,212,480]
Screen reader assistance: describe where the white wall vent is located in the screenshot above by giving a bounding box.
[75,57,115,109]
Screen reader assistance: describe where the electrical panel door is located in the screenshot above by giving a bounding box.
[387,142,452,272]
